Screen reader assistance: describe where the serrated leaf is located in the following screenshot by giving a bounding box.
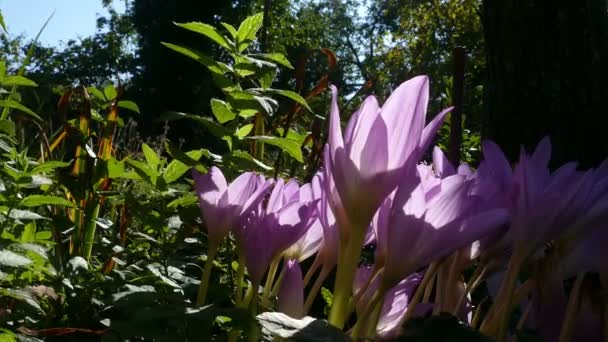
[167,193,198,208]
[118,100,140,114]
[254,53,294,69]
[141,143,161,170]
[0,250,32,267]
[1,76,37,87]
[236,13,263,52]
[126,158,156,184]
[104,85,117,100]
[248,136,303,162]
[20,195,75,208]
[175,22,233,51]
[0,100,42,121]
[161,43,226,75]
[30,161,70,174]
[258,68,277,90]
[221,22,238,39]
[264,89,312,112]
[163,149,204,184]
[235,124,254,139]
[210,99,236,123]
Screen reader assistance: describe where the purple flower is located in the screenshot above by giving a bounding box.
[192,167,269,249]
[501,138,608,262]
[381,172,510,288]
[354,266,427,339]
[284,180,324,262]
[236,179,318,285]
[326,76,452,228]
[277,258,305,318]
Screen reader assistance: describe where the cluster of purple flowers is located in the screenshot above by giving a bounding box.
[193,76,608,340]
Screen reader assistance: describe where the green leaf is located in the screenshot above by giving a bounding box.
[258,68,277,90]
[210,99,236,123]
[0,250,32,267]
[161,42,226,75]
[167,193,198,209]
[30,161,70,174]
[87,86,105,100]
[1,76,38,87]
[118,100,140,114]
[264,89,312,112]
[0,119,15,136]
[163,149,205,184]
[0,100,42,121]
[141,143,161,171]
[228,150,273,171]
[175,22,233,51]
[235,124,254,139]
[19,195,75,208]
[254,53,294,69]
[221,22,238,39]
[160,111,229,140]
[238,109,258,118]
[8,209,47,220]
[126,158,157,185]
[104,85,118,100]
[247,136,303,162]
[236,13,264,52]
[0,11,7,34]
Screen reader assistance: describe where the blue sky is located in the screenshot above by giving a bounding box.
[1,0,125,47]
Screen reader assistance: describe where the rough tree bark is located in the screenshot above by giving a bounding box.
[481,0,608,168]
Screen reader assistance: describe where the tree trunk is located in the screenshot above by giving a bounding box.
[481,0,608,168]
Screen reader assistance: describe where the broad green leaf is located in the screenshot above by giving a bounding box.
[254,53,294,69]
[221,22,238,39]
[104,84,118,100]
[264,89,312,112]
[0,250,32,267]
[35,231,52,240]
[258,67,277,90]
[21,222,36,243]
[20,195,75,208]
[163,149,205,184]
[1,76,37,87]
[0,119,15,136]
[30,160,70,174]
[235,124,254,139]
[141,143,161,171]
[161,42,226,75]
[118,100,141,114]
[8,209,47,220]
[175,22,233,51]
[238,108,258,118]
[0,100,42,121]
[87,86,105,100]
[236,13,264,52]
[247,136,303,162]
[210,99,236,123]
[126,158,157,185]
[228,150,273,171]
[167,193,198,209]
